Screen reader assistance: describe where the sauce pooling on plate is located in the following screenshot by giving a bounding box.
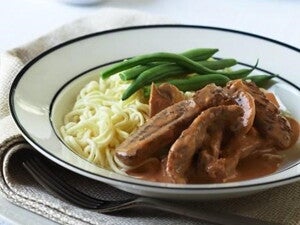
[127,152,282,183]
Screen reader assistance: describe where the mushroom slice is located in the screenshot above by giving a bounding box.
[231,90,256,134]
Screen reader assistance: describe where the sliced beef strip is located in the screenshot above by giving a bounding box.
[227,79,292,149]
[166,105,244,184]
[200,127,267,182]
[115,84,230,167]
[149,83,185,117]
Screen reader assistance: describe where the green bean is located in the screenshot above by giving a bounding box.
[119,65,152,81]
[180,48,219,61]
[224,60,259,79]
[138,64,187,83]
[119,48,218,81]
[243,74,277,87]
[101,52,227,79]
[129,64,185,86]
[142,74,230,98]
[197,58,237,70]
[142,86,152,98]
[166,74,230,92]
[122,64,183,100]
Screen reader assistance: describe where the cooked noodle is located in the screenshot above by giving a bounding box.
[60,74,149,174]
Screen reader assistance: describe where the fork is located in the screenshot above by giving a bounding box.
[23,155,280,225]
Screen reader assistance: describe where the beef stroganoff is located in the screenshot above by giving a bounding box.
[60,48,300,184]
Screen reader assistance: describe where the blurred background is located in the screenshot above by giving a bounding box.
[0,0,299,53]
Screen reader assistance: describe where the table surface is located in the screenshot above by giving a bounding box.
[0,0,299,224]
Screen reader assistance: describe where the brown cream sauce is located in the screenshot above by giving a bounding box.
[127,118,299,184]
[127,154,281,184]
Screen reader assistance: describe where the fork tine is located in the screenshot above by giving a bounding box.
[23,157,103,209]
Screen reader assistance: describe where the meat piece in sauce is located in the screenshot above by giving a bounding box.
[166,105,244,184]
[149,83,185,117]
[200,127,268,182]
[227,79,293,149]
[115,84,230,166]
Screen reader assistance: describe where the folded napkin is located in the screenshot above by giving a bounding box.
[0,7,299,225]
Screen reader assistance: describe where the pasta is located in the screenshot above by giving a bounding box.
[60,74,149,173]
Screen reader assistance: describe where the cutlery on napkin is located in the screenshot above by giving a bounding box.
[0,7,299,225]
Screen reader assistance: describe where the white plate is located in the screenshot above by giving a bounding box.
[9,25,300,200]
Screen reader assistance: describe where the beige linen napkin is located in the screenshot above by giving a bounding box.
[0,7,300,225]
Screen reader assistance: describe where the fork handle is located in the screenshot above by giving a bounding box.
[134,197,280,225]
